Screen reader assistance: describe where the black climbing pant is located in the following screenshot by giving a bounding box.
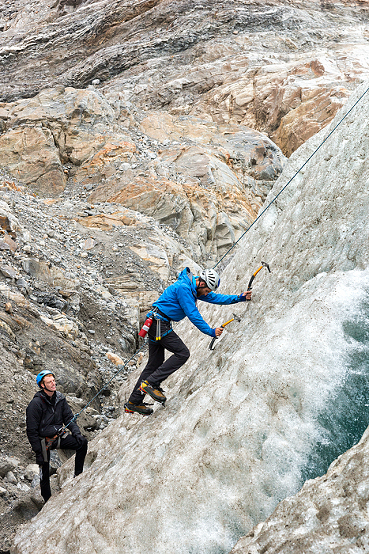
[129,320,190,404]
[40,434,88,502]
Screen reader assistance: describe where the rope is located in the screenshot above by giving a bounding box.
[63,340,148,429]
[213,83,369,270]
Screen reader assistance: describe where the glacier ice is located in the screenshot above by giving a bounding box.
[13,81,369,554]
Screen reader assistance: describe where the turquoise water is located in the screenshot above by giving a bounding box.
[301,294,369,482]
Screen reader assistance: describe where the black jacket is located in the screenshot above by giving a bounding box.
[26,390,80,455]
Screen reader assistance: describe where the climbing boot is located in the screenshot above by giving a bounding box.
[139,380,166,404]
[124,401,153,416]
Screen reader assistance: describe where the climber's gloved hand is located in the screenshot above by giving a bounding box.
[240,290,252,301]
[36,452,45,466]
[72,432,85,447]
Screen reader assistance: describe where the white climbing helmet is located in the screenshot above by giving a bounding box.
[199,268,221,291]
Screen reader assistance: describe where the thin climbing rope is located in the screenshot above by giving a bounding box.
[213,83,369,270]
[63,340,148,429]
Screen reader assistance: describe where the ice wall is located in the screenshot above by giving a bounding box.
[13,81,369,554]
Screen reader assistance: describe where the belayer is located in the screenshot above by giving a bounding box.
[26,370,88,503]
[124,267,251,415]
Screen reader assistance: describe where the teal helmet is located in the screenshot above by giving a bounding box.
[36,370,55,387]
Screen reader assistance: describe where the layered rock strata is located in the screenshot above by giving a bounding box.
[1,0,369,153]
[0,87,285,262]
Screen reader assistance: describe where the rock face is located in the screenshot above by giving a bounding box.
[11,81,369,553]
[0,171,198,550]
[0,86,285,262]
[0,68,286,547]
[1,0,369,154]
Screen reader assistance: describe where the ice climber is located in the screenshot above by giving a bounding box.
[124,267,252,415]
[26,370,88,503]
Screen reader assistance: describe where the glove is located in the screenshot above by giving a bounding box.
[73,433,85,447]
[36,452,44,466]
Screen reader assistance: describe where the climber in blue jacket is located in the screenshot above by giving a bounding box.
[124,267,251,415]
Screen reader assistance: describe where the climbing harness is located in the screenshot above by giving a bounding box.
[154,317,173,341]
[138,306,172,341]
[40,430,68,462]
[148,307,172,341]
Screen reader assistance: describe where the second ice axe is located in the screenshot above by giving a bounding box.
[209,261,271,350]
[209,313,241,351]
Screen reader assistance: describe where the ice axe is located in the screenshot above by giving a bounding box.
[209,261,271,351]
[209,313,241,351]
[246,261,271,297]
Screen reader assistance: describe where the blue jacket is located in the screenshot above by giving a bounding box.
[152,267,245,338]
